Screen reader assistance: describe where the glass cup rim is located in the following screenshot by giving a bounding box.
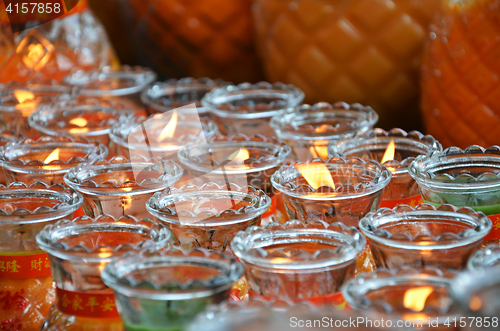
[409,145,500,191]
[177,135,291,174]
[63,156,183,196]
[101,247,243,300]
[201,82,305,119]
[271,157,392,200]
[0,182,83,225]
[146,182,271,226]
[359,203,492,250]
[270,102,378,142]
[231,219,366,269]
[64,65,157,97]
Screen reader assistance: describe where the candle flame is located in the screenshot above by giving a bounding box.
[98,252,113,272]
[44,149,60,164]
[309,146,329,159]
[295,163,335,190]
[69,118,88,127]
[14,90,35,103]
[381,140,396,164]
[230,148,250,163]
[469,296,482,311]
[157,111,178,142]
[403,286,433,312]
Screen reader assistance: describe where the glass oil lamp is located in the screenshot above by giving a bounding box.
[141,77,229,118]
[271,102,378,161]
[409,145,500,244]
[360,204,491,270]
[109,110,218,163]
[64,156,183,219]
[29,99,134,148]
[0,80,78,138]
[64,66,157,114]
[334,128,442,209]
[147,182,271,252]
[201,82,304,137]
[0,136,108,185]
[231,219,366,303]
[178,134,291,223]
[101,247,243,331]
[343,267,461,331]
[271,157,391,227]
[37,214,171,331]
[0,182,82,331]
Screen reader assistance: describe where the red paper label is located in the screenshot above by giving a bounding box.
[248,290,349,311]
[484,214,500,241]
[0,252,51,279]
[380,195,423,209]
[262,195,278,219]
[56,287,119,319]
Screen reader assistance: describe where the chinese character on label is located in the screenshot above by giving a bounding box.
[7,260,20,273]
[72,294,83,311]
[86,297,99,312]
[61,294,70,308]
[100,296,115,312]
[31,258,42,271]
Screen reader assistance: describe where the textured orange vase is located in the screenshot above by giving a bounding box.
[253,0,440,131]
[421,0,500,148]
[120,0,264,83]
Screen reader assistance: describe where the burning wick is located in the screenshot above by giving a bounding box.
[44,149,60,164]
[157,110,178,142]
[295,163,335,190]
[309,146,329,160]
[229,148,250,163]
[69,118,89,134]
[381,140,396,164]
[403,286,433,312]
[13,90,36,113]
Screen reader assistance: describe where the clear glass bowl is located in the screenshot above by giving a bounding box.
[147,182,271,252]
[231,219,366,300]
[101,247,243,331]
[335,128,442,208]
[360,204,491,270]
[64,156,183,219]
[141,77,229,117]
[0,80,78,138]
[271,102,378,161]
[64,65,157,113]
[201,82,304,137]
[37,214,170,331]
[178,134,291,196]
[343,267,461,331]
[409,145,500,243]
[29,99,134,148]
[109,112,218,162]
[0,130,25,184]
[467,244,500,272]
[0,136,108,185]
[0,182,82,331]
[271,157,391,226]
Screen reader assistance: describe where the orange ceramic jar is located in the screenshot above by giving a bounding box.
[253,0,439,130]
[0,0,114,83]
[421,0,500,148]
[120,0,263,83]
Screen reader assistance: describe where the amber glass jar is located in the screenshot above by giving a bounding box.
[117,0,263,82]
[253,0,440,130]
[421,0,500,148]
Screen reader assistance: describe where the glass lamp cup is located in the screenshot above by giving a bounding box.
[64,156,183,219]
[101,248,243,331]
[109,113,218,163]
[231,219,366,301]
[0,130,24,185]
[36,214,171,331]
[343,267,461,331]
[64,66,157,114]
[359,204,492,270]
[467,244,500,272]
[0,136,108,185]
[146,182,271,252]
[0,80,78,138]
[29,99,135,148]
[409,145,500,244]
[271,157,391,226]
[450,265,500,326]
[270,102,378,161]
[334,128,442,208]
[0,182,82,331]
[141,77,229,117]
[201,82,304,137]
